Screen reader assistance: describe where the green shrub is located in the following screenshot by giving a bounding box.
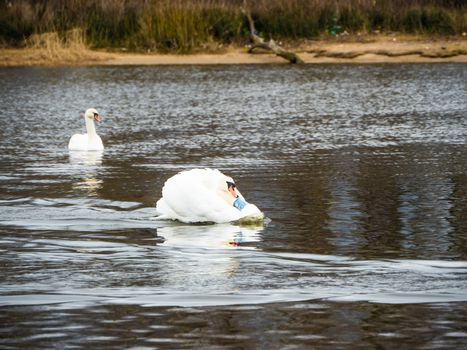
[421,8,455,34]
[403,7,455,34]
[0,2,35,45]
[339,6,367,32]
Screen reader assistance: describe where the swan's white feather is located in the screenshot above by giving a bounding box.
[156,168,263,224]
[68,133,103,151]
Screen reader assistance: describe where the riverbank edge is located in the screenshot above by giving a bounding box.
[1,37,466,67]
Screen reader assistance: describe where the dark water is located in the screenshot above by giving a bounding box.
[0,64,466,349]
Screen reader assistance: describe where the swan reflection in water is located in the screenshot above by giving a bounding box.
[156,222,265,279]
[69,150,103,196]
[158,222,264,249]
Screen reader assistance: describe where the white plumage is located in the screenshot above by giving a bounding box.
[156,168,263,224]
[68,108,104,151]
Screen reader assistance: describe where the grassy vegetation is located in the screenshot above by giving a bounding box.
[1,0,465,53]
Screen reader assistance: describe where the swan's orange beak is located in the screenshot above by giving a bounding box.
[94,113,101,122]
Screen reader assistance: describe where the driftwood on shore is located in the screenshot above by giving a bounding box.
[308,48,467,59]
[242,9,303,64]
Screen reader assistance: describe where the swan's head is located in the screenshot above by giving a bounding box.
[223,176,239,198]
[226,180,239,198]
[216,175,235,196]
[223,175,247,210]
[85,108,101,122]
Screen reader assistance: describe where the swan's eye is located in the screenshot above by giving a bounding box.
[226,181,235,189]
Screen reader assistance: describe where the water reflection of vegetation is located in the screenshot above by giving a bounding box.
[1,0,464,52]
[262,147,467,259]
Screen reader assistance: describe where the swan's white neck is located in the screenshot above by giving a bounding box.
[85,117,97,137]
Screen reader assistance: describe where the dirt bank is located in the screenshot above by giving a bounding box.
[1,36,466,67]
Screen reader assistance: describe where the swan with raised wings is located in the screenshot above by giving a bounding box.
[68,108,104,151]
[156,168,263,224]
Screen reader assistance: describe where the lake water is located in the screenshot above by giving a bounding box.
[0,64,466,349]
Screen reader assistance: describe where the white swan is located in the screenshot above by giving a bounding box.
[156,168,264,224]
[68,108,104,151]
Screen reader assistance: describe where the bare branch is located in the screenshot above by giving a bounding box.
[242,4,303,64]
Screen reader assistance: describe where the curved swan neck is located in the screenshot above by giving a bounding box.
[85,117,97,136]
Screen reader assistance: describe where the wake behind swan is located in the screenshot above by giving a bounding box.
[155,168,264,224]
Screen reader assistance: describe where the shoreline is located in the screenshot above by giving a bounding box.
[1,37,466,67]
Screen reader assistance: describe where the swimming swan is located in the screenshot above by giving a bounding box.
[68,108,104,151]
[156,168,264,224]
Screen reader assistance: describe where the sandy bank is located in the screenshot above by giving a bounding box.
[1,37,466,67]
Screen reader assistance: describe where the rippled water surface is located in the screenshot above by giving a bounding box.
[1,64,466,349]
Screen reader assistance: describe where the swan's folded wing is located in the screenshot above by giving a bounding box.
[157,170,241,223]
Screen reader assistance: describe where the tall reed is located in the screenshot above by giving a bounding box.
[0,0,465,51]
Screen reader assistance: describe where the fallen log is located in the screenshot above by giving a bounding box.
[243,9,303,64]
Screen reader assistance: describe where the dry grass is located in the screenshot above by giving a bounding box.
[0,29,108,66]
[1,0,465,53]
[26,29,86,60]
